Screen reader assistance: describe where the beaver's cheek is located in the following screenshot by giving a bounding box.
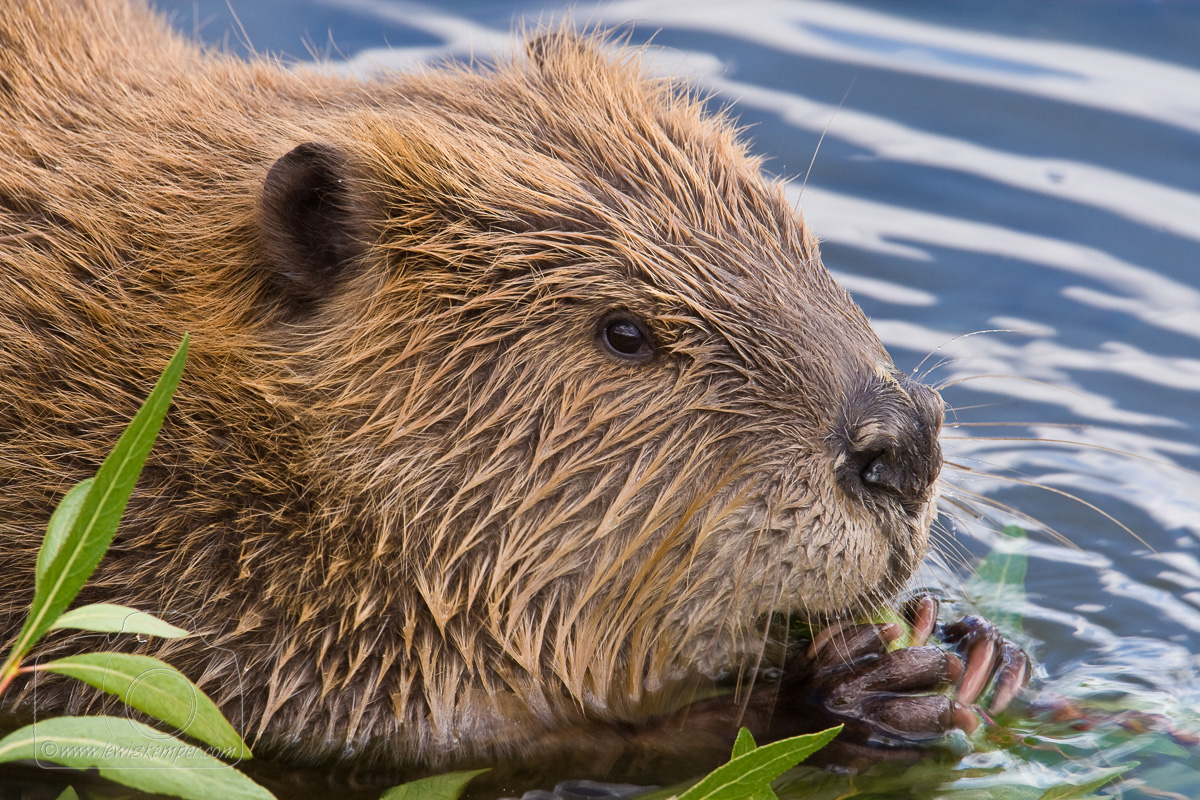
[890,489,938,570]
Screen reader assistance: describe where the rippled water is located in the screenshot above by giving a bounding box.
[136,1,1200,797]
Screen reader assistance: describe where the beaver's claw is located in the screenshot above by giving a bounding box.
[940,608,1032,715]
[780,594,1031,760]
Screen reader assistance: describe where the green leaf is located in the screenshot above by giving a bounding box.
[37,479,93,589]
[38,652,247,757]
[965,524,1027,635]
[977,525,1029,587]
[1035,764,1134,800]
[675,726,841,800]
[0,716,272,800]
[378,769,489,800]
[51,603,190,639]
[728,729,777,800]
[54,788,80,800]
[731,727,757,759]
[869,604,913,649]
[6,337,188,665]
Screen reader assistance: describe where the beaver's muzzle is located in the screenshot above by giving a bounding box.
[832,374,944,515]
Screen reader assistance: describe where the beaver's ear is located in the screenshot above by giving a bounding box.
[259,142,368,305]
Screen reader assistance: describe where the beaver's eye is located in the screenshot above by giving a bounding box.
[600,314,654,360]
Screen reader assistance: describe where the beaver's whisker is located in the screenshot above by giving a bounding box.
[946,435,1200,480]
[911,329,1020,383]
[744,564,788,727]
[950,470,1155,553]
[940,483,1082,551]
[735,510,779,708]
[937,490,996,525]
[945,421,1091,429]
[715,503,773,666]
[941,401,1015,417]
[796,78,855,202]
[934,499,1025,579]
[945,437,1170,529]
[915,354,959,383]
[925,541,974,580]
[943,450,1104,494]
[934,374,1092,398]
[927,516,974,573]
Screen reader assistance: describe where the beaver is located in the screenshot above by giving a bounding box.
[0,0,1028,780]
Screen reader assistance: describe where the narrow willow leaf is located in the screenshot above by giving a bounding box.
[727,728,779,800]
[378,769,489,800]
[965,523,1028,635]
[37,479,93,589]
[676,726,841,800]
[9,337,188,662]
[1035,764,1134,800]
[0,717,271,800]
[731,727,757,759]
[51,604,190,639]
[39,652,247,757]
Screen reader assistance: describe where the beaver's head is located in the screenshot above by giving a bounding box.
[256,32,943,726]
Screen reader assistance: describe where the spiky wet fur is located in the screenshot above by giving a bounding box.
[0,0,937,771]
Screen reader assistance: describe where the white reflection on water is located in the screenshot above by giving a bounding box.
[710,76,1200,245]
[598,0,1200,134]
[795,187,1200,342]
[316,0,509,68]
[826,271,935,306]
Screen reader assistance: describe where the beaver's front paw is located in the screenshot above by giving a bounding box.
[779,595,1031,765]
[798,619,974,749]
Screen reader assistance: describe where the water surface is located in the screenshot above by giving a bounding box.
[148,1,1200,796]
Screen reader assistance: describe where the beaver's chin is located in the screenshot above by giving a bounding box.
[786,502,935,624]
[690,561,920,687]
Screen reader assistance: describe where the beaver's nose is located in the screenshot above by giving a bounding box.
[834,375,944,513]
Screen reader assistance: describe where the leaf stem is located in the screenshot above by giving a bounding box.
[0,659,19,697]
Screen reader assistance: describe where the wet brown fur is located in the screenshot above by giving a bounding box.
[0,0,941,772]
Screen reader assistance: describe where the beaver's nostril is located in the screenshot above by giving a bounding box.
[857,448,917,500]
[845,435,933,507]
[861,451,889,487]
